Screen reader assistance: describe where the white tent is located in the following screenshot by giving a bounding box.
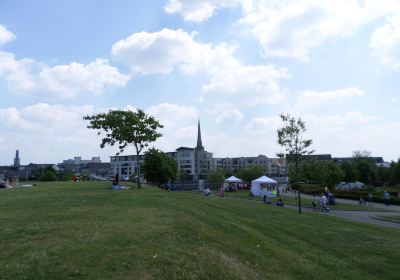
[224,176,243,183]
[251,176,278,197]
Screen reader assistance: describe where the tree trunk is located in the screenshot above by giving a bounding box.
[136,148,141,188]
[296,157,302,214]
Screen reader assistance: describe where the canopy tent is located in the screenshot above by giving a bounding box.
[251,175,278,197]
[224,176,243,183]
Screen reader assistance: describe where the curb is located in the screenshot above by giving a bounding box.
[370,216,400,224]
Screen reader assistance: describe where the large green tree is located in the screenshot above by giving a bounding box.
[299,160,344,187]
[84,109,163,188]
[235,165,265,182]
[40,170,57,181]
[352,151,376,185]
[277,113,314,214]
[141,148,177,187]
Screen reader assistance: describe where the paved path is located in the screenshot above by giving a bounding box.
[283,205,400,229]
[220,194,400,229]
[280,191,400,211]
[190,191,400,229]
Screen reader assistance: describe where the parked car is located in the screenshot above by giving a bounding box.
[335,181,365,190]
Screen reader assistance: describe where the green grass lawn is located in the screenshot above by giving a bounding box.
[1,182,399,280]
[224,191,389,212]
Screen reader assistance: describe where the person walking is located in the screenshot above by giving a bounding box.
[320,193,329,212]
[383,190,390,206]
[367,192,373,205]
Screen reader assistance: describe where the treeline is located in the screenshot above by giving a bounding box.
[38,166,76,182]
[206,166,265,184]
[297,158,400,187]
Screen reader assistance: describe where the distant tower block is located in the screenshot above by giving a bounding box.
[14,149,20,167]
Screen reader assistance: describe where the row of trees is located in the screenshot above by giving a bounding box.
[295,154,400,188]
[206,166,265,184]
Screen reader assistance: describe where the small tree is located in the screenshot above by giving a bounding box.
[206,169,226,184]
[84,109,163,188]
[277,113,314,214]
[141,148,177,187]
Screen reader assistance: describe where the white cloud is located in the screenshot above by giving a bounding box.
[240,0,400,60]
[215,109,244,125]
[0,52,36,91]
[202,63,288,106]
[111,28,212,75]
[296,87,364,108]
[38,59,130,97]
[112,28,288,107]
[0,24,15,46]
[146,103,198,128]
[164,0,244,22]
[246,116,281,133]
[371,15,400,70]
[0,103,113,164]
[0,52,130,97]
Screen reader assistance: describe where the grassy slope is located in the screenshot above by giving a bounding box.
[0,182,399,280]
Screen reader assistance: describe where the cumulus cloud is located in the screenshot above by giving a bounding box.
[202,63,288,106]
[164,0,245,22]
[111,28,212,75]
[0,52,36,91]
[246,116,281,133]
[215,109,244,125]
[146,103,198,128]
[38,59,130,97]
[371,15,400,70]
[0,52,130,97]
[0,24,15,46]
[240,0,400,60]
[296,87,364,109]
[0,102,201,164]
[112,28,288,107]
[0,103,108,164]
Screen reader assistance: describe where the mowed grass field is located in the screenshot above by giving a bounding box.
[1,182,399,280]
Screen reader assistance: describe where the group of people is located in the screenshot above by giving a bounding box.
[262,195,285,206]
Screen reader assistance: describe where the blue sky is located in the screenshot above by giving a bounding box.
[1,0,400,165]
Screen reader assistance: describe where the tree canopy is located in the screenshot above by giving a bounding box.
[235,165,265,182]
[84,109,163,187]
[141,148,177,187]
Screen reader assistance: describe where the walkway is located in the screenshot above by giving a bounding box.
[220,192,400,229]
[284,205,400,229]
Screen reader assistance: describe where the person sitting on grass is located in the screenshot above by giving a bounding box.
[111,184,130,190]
[203,187,211,196]
[276,198,284,207]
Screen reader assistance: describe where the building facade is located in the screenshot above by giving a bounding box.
[58,156,110,177]
[217,155,287,178]
[109,119,214,181]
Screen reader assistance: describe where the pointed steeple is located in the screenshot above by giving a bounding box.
[196,118,204,151]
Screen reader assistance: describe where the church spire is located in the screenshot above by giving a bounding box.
[196,118,204,151]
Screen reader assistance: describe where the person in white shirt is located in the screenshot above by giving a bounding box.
[320,193,329,212]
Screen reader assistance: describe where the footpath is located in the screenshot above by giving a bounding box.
[280,191,400,229]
